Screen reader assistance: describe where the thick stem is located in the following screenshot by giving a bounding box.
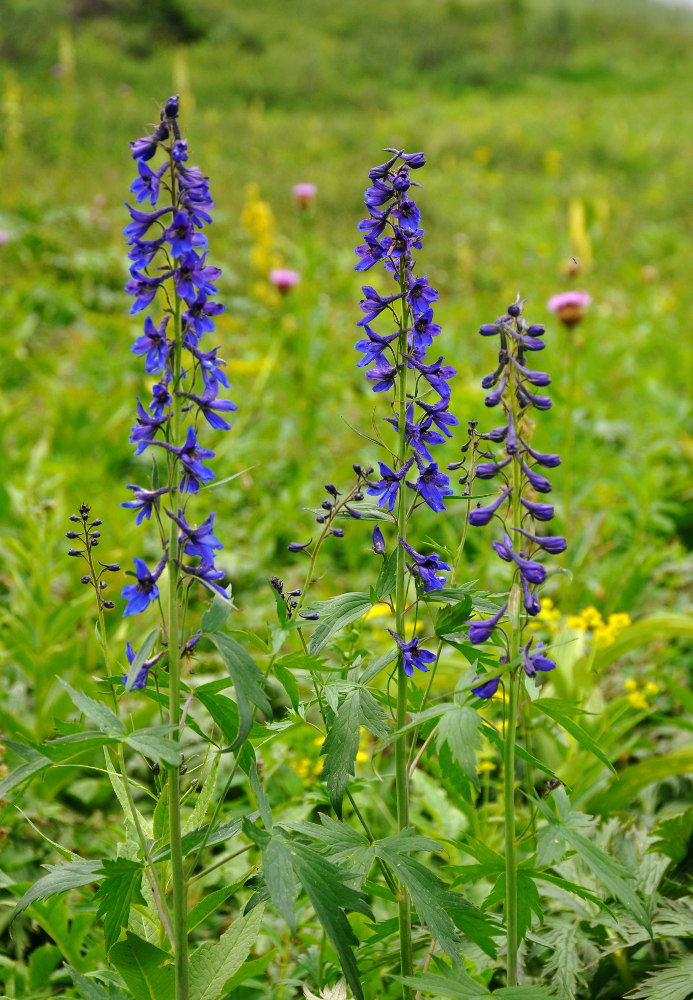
[394,283,413,1000]
[168,285,189,998]
[503,671,519,986]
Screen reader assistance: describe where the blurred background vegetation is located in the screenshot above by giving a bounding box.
[1,1,693,992]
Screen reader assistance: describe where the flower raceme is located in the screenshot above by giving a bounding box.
[120,95,233,679]
[354,149,457,673]
[465,297,564,694]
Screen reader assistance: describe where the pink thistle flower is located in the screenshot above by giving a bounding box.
[292,182,317,209]
[270,268,301,295]
[547,289,591,328]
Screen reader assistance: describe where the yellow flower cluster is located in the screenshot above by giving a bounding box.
[240,182,282,306]
[624,678,659,711]
[531,599,631,648]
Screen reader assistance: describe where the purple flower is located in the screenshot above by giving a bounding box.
[355,325,399,368]
[155,426,216,494]
[522,639,556,678]
[365,355,398,393]
[121,554,167,617]
[125,270,166,314]
[132,315,170,374]
[121,484,169,525]
[406,275,438,317]
[122,640,165,689]
[174,251,221,303]
[149,376,172,419]
[130,398,169,455]
[386,629,436,678]
[520,497,554,521]
[182,298,225,344]
[521,460,552,494]
[179,384,237,430]
[471,674,501,699]
[410,456,453,513]
[354,234,386,271]
[366,458,414,512]
[410,308,441,351]
[467,602,508,645]
[167,509,223,563]
[182,561,227,598]
[357,285,404,325]
[399,537,450,592]
[468,487,512,527]
[406,354,456,398]
[188,344,229,389]
[513,527,567,555]
[130,160,166,206]
[372,525,385,554]
[521,438,561,468]
[165,211,207,258]
[123,204,173,242]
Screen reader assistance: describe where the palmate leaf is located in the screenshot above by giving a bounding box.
[435,705,483,788]
[208,632,271,750]
[109,933,174,1000]
[624,954,693,1000]
[531,698,614,773]
[68,966,128,1000]
[320,686,390,817]
[188,904,264,1000]
[94,859,146,953]
[57,679,125,735]
[308,592,373,655]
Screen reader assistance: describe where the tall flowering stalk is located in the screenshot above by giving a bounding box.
[123,96,232,1000]
[465,297,565,986]
[355,149,456,994]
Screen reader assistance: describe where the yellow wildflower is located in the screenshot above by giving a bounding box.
[608,612,631,630]
[566,615,588,631]
[580,606,604,628]
[644,682,659,697]
[624,679,638,693]
[477,760,496,775]
[626,692,649,712]
[365,603,391,620]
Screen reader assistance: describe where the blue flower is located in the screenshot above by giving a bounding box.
[167,509,223,563]
[410,456,453,513]
[188,344,229,389]
[156,426,216,494]
[131,315,170,374]
[130,398,169,454]
[406,275,438,317]
[121,554,167,617]
[468,487,512,526]
[182,298,225,344]
[122,640,165,689]
[386,629,436,678]
[372,525,385,554]
[365,355,399,393]
[181,561,227,598]
[179,385,237,430]
[366,458,414,512]
[467,602,508,645]
[398,537,450,592]
[121,484,169,525]
[354,325,399,368]
[129,160,166,205]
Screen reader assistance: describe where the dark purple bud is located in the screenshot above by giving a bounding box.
[345,506,361,519]
[103,601,115,610]
[90,531,101,539]
[288,589,302,597]
[91,539,100,547]
[479,323,500,336]
[331,528,345,538]
[164,95,180,118]
[325,483,339,496]
[468,487,512,527]
[67,549,83,557]
[508,302,521,317]
[476,457,511,480]
[521,576,541,616]
[80,575,91,584]
[527,324,545,337]
[506,410,519,454]
[315,515,326,524]
[321,500,333,511]
[353,491,364,501]
[372,525,385,554]
[521,460,552,493]
[521,497,555,521]
[513,527,567,554]
[400,151,426,168]
[479,426,508,443]
[288,539,312,552]
[90,519,103,527]
[467,601,508,644]
[447,460,466,471]
[69,515,81,523]
[521,438,561,468]
[66,531,80,539]
[99,562,121,571]
[299,612,320,621]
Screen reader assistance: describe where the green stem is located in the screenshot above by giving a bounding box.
[168,284,189,999]
[394,286,413,1000]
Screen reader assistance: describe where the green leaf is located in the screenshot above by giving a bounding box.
[340,416,386,450]
[250,761,272,829]
[41,731,121,761]
[57,679,125,735]
[648,806,693,863]
[209,632,271,750]
[263,836,299,930]
[125,726,183,766]
[287,840,372,1000]
[320,687,389,816]
[189,904,264,1000]
[27,942,61,992]
[196,688,240,747]
[531,699,615,773]
[273,661,300,711]
[434,598,473,637]
[123,630,160,695]
[94,859,145,952]
[624,954,693,1000]
[493,988,560,999]
[561,827,651,931]
[68,967,118,1000]
[375,842,462,963]
[0,742,51,798]
[375,550,397,600]
[592,614,693,673]
[201,591,234,633]
[308,592,373,654]
[393,971,489,1000]
[187,882,248,933]
[587,748,693,813]
[360,647,397,684]
[423,587,476,605]
[109,933,175,1000]
[12,859,103,919]
[151,816,245,863]
[530,870,614,915]
[436,705,482,788]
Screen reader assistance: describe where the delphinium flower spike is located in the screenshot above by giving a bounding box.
[463,295,566,987]
[353,148,457,992]
[122,95,235,1000]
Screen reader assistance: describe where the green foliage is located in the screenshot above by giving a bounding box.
[320,684,389,816]
[93,859,145,952]
[188,905,264,1000]
[109,934,174,1000]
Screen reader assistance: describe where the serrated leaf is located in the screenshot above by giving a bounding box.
[68,967,116,1000]
[196,688,240,747]
[273,662,300,711]
[125,726,182,766]
[532,699,614,773]
[57,679,125,735]
[624,954,693,1000]
[375,551,397,600]
[12,859,104,919]
[308,593,373,654]
[360,647,397,684]
[201,591,234,632]
[187,881,248,933]
[0,742,51,798]
[151,816,245,863]
[109,933,174,1000]
[493,988,560,999]
[375,843,462,963]
[263,837,299,930]
[394,971,489,1000]
[648,806,693,864]
[209,632,271,749]
[250,761,272,829]
[434,598,473,637]
[436,705,482,788]
[189,903,264,1000]
[94,859,145,952]
[320,687,389,816]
